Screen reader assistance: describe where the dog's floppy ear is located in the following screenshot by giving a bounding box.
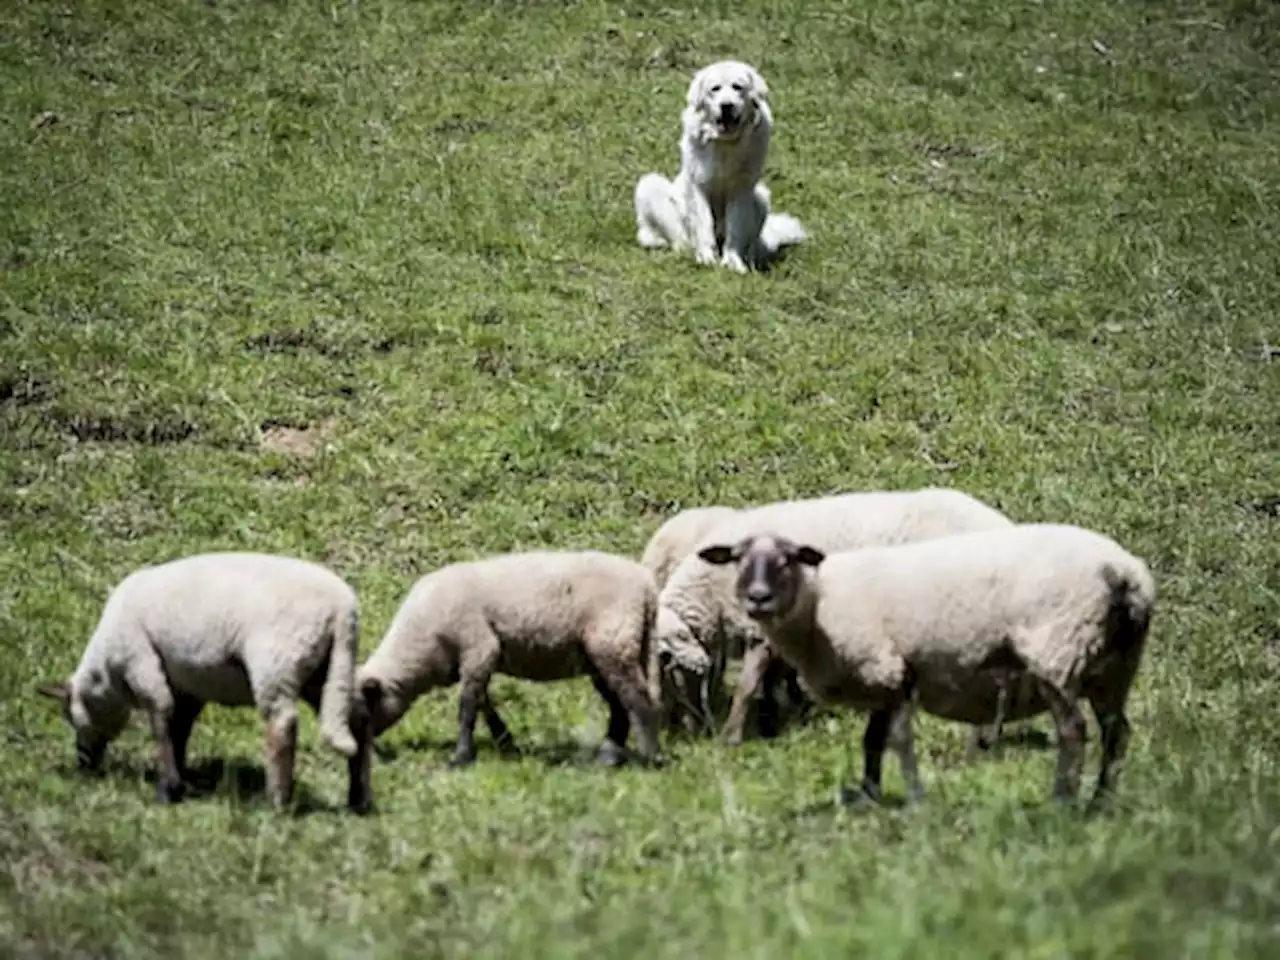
[746,65,769,105]
[686,66,711,108]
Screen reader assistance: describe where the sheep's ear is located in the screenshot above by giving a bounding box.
[37,682,71,706]
[698,544,736,566]
[793,546,825,567]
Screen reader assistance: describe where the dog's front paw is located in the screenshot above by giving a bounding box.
[720,251,749,274]
[694,246,718,266]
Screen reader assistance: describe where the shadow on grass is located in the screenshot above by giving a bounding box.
[55,756,341,815]
[374,736,658,770]
[977,727,1055,756]
[785,792,912,823]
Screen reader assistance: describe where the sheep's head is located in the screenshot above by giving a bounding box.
[698,533,825,626]
[37,679,124,772]
[359,675,406,738]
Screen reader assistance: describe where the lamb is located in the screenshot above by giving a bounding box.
[38,553,372,813]
[639,505,741,729]
[654,488,1020,744]
[699,524,1156,807]
[357,550,660,768]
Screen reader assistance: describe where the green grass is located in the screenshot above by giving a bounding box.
[2,0,1279,955]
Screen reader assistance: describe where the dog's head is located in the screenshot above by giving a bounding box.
[686,60,769,142]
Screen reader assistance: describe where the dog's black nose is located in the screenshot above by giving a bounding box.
[719,103,738,119]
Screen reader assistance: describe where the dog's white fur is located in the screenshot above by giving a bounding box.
[635,60,806,273]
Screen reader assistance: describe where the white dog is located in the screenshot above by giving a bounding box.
[634,60,807,273]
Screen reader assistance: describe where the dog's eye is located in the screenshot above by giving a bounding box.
[731,83,744,92]
[710,84,721,93]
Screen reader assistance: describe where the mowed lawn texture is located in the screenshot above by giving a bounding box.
[1,0,1278,956]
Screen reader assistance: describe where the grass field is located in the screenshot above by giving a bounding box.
[2,0,1279,955]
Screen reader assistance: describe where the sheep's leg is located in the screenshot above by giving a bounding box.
[1088,704,1131,810]
[123,643,181,803]
[168,693,204,780]
[722,641,774,746]
[481,693,520,757]
[888,697,925,804]
[588,669,631,768]
[346,703,374,815]
[783,665,811,719]
[149,709,185,805]
[702,644,729,734]
[966,681,1008,759]
[450,676,489,768]
[754,646,783,739]
[841,708,892,808]
[591,658,660,767]
[262,702,299,811]
[450,640,499,768]
[1037,679,1087,805]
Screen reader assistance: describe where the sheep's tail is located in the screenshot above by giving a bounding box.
[318,605,360,757]
[1101,559,1157,655]
[760,212,808,253]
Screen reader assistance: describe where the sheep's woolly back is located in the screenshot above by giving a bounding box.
[656,488,1014,664]
[73,553,360,754]
[360,550,657,699]
[640,506,741,587]
[800,523,1156,697]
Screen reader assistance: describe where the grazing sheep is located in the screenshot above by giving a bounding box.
[699,524,1156,807]
[640,505,740,729]
[38,553,372,813]
[654,488,1019,744]
[358,550,660,768]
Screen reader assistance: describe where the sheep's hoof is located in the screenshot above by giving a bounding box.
[595,741,627,768]
[493,736,521,758]
[1084,790,1116,819]
[1051,791,1079,809]
[837,784,881,810]
[155,780,186,805]
[447,750,476,769]
[347,786,374,815]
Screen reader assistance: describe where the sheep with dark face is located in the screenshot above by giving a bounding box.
[358,550,660,768]
[39,553,372,813]
[654,488,1023,745]
[700,524,1155,808]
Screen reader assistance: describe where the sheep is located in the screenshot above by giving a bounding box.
[653,488,1019,745]
[357,550,660,768]
[698,524,1156,808]
[37,553,372,813]
[639,505,740,729]
[641,506,741,587]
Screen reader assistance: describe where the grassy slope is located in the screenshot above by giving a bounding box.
[1,0,1278,956]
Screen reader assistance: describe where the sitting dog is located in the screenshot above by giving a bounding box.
[634,60,807,273]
